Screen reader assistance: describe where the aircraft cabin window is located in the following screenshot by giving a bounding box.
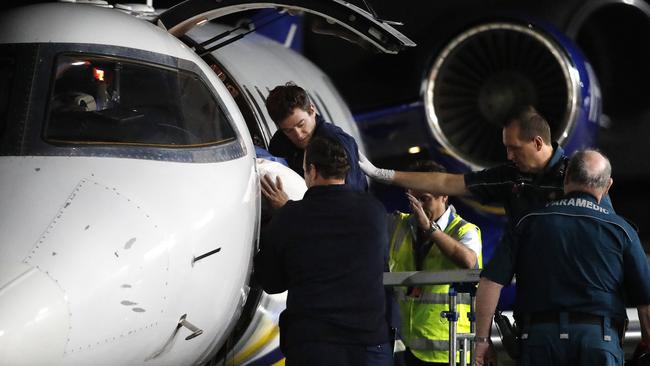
[243,85,272,145]
[45,55,236,147]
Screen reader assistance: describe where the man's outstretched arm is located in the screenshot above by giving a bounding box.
[359,154,470,196]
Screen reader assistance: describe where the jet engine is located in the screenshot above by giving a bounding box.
[423,20,600,170]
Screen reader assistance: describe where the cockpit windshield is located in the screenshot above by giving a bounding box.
[46,54,236,147]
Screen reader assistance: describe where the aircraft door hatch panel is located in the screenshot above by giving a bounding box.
[423,21,599,169]
[158,0,415,54]
[24,178,168,355]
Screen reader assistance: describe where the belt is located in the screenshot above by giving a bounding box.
[528,311,623,330]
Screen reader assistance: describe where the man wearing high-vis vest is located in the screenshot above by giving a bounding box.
[389,160,482,366]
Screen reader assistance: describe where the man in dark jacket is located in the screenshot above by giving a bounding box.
[254,136,392,366]
[264,82,367,196]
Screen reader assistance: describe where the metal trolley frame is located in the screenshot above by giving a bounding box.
[384,269,481,366]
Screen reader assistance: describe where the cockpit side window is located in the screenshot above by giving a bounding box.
[45,54,236,147]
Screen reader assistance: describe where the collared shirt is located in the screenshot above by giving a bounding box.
[268,115,368,191]
[482,192,650,320]
[464,143,567,224]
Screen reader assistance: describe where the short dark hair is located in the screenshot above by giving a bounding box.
[505,105,552,144]
[305,136,350,179]
[566,149,611,190]
[407,160,449,207]
[407,160,447,173]
[265,82,311,125]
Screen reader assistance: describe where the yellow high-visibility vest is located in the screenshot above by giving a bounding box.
[389,206,482,363]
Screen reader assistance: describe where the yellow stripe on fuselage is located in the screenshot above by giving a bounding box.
[233,325,280,365]
[271,358,285,366]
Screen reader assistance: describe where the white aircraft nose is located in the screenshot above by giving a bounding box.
[0,263,70,366]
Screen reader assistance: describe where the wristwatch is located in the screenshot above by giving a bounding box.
[474,336,491,343]
[423,220,440,236]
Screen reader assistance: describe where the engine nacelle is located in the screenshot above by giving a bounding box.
[423,20,601,170]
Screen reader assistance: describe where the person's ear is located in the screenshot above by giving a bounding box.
[306,163,317,179]
[533,136,544,151]
[308,104,316,116]
[604,178,613,195]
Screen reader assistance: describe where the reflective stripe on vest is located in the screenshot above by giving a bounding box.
[408,337,452,351]
[394,288,472,305]
[446,216,469,242]
[390,214,414,255]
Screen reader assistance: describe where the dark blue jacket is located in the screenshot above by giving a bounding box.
[254,184,389,349]
[464,143,614,224]
[483,191,650,321]
[268,115,368,192]
[464,143,567,224]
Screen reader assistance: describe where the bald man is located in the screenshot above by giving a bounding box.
[473,150,650,366]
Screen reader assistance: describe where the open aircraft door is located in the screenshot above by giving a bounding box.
[157,0,415,54]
